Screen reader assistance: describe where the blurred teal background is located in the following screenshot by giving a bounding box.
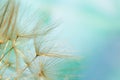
[22,0,120,80]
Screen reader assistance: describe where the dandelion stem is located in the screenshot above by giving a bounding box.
[0,0,9,28]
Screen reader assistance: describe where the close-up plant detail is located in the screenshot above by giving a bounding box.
[0,0,80,80]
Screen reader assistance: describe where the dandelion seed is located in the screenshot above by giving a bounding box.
[0,0,81,80]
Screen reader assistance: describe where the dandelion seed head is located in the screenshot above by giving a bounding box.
[0,0,81,80]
